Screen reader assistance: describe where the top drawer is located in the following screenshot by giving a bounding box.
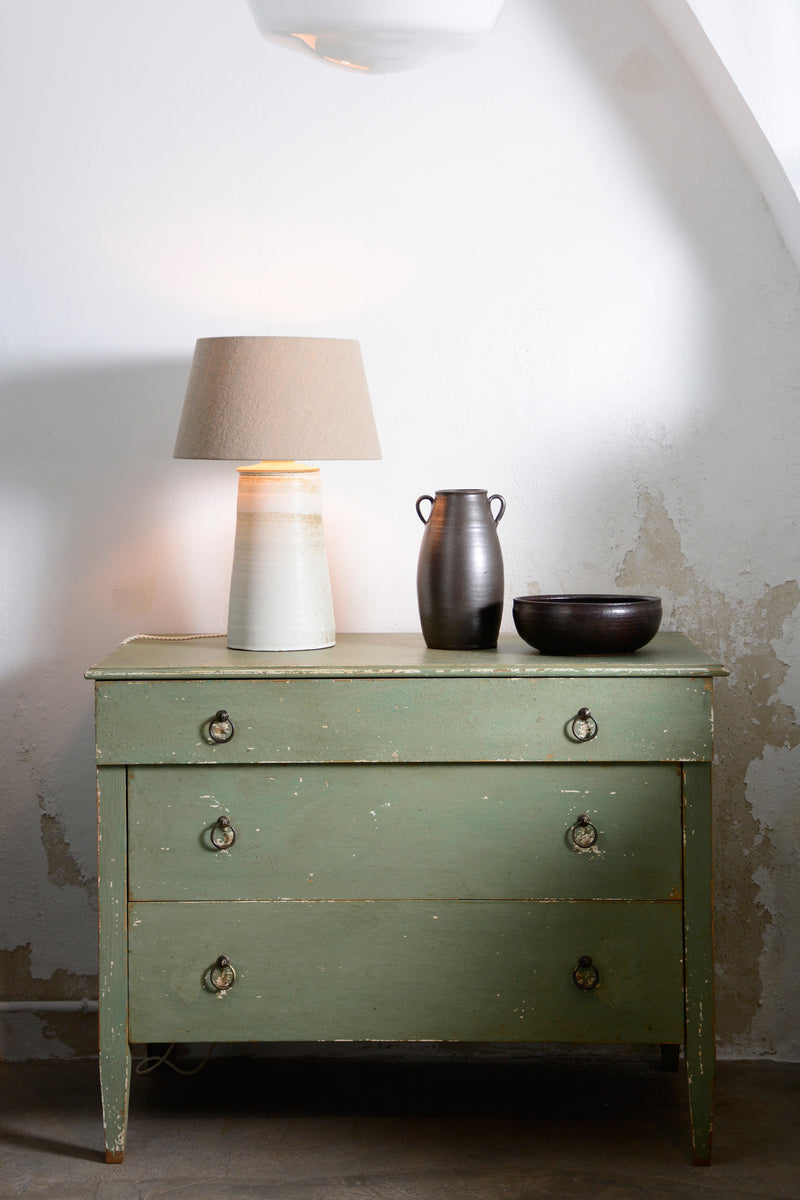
[95,675,713,765]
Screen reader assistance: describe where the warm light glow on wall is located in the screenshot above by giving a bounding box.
[122,217,450,322]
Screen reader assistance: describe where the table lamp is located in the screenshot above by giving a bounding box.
[174,336,381,651]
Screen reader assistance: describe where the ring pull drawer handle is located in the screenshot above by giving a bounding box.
[571,814,598,849]
[209,710,235,744]
[210,815,236,850]
[571,707,599,742]
[573,955,600,991]
[208,955,236,995]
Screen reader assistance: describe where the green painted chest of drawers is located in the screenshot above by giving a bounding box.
[88,631,725,1164]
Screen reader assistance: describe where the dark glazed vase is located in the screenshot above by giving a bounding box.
[416,489,506,650]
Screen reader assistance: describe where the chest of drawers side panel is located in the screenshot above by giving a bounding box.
[95,676,713,765]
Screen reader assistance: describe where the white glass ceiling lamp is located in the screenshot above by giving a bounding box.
[245,0,507,73]
[174,336,381,652]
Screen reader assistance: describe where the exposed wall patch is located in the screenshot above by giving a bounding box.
[617,489,799,1055]
[39,803,95,906]
[0,944,98,1060]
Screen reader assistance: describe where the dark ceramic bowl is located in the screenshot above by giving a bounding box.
[512,594,662,656]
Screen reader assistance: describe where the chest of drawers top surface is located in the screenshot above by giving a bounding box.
[88,633,725,767]
[88,631,725,681]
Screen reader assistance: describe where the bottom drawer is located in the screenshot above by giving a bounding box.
[129,901,684,1044]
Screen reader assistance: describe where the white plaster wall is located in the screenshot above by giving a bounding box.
[689,0,800,193]
[1,0,799,1059]
[647,0,800,271]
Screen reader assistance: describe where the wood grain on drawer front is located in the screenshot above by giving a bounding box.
[128,899,684,1044]
[128,763,682,902]
[96,676,712,765]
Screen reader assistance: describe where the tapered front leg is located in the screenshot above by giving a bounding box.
[98,765,131,1162]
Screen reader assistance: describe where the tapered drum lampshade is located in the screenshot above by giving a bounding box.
[174,336,381,651]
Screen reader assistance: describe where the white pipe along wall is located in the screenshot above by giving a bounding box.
[1,0,798,1061]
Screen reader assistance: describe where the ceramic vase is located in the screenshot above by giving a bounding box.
[415,488,506,650]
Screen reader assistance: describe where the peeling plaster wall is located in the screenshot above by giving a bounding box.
[617,496,800,1056]
[1,0,799,1059]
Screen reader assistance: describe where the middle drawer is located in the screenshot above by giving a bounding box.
[128,763,682,902]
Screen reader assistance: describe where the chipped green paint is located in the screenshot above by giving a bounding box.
[683,763,715,1165]
[97,766,131,1163]
[91,633,722,1162]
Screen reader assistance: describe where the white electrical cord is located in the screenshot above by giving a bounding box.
[135,1043,217,1076]
[119,633,226,643]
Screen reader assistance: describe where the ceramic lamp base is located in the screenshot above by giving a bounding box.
[226,463,335,651]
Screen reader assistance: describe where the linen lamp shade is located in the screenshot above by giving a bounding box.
[174,336,380,462]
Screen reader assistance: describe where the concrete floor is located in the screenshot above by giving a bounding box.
[1,1047,798,1200]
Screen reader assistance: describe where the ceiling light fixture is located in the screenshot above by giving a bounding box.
[245,0,507,73]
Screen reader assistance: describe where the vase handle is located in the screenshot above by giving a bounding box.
[488,494,506,525]
[416,495,435,525]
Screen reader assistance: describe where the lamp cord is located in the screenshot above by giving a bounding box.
[135,1043,217,1076]
[119,633,226,643]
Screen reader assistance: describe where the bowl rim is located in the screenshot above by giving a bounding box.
[513,593,661,607]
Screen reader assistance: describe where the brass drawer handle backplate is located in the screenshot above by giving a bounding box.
[210,815,236,850]
[208,710,235,744]
[573,955,600,991]
[571,707,599,742]
[571,815,599,849]
[208,955,236,995]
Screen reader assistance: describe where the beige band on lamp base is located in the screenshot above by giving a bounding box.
[226,463,335,651]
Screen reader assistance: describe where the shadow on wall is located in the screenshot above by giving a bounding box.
[0,358,231,1057]
[538,0,800,1057]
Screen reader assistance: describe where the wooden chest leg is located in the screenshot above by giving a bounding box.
[683,763,715,1165]
[99,1045,131,1163]
[98,766,131,1162]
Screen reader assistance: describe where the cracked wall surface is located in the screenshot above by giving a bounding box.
[1,691,98,1060]
[618,492,800,1056]
[0,946,97,1060]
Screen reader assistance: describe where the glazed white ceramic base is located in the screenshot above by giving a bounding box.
[227,464,335,651]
